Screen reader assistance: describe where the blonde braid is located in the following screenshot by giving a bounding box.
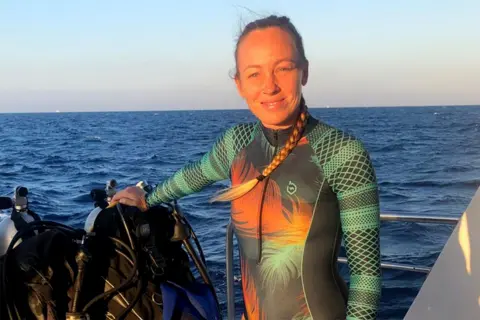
[210,106,309,202]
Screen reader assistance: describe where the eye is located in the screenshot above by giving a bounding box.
[277,66,295,72]
[247,72,259,78]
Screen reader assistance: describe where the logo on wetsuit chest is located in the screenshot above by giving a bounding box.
[286,181,297,195]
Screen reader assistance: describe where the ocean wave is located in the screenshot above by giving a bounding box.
[375,143,407,152]
[380,179,480,189]
[84,136,103,142]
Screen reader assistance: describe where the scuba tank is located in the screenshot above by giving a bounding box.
[106,178,117,202]
[84,179,117,233]
[84,179,149,233]
[0,186,41,256]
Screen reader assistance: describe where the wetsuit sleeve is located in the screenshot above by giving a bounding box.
[327,139,382,320]
[146,123,257,207]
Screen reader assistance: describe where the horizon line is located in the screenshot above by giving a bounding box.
[0,103,479,115]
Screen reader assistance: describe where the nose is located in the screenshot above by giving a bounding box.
[262,73,279,95]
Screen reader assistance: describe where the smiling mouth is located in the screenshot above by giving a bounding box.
[261,98,285,109]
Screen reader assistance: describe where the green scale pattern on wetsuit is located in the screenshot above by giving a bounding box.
[146,123,259,206]
[307,124,382,320]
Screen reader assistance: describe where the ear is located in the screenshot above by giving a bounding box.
[301,60,309,86]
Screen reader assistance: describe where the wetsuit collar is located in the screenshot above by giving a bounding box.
[259,116,316,147]
[260,123,294,147]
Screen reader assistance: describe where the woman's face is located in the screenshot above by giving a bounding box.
[235,26,308,129]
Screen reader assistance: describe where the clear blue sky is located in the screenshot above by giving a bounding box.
[1,0,479,112]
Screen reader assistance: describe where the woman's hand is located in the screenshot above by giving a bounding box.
[110,186,149,212]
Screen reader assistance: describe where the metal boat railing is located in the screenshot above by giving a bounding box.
[225,212,459,320]
[379,212,458,225]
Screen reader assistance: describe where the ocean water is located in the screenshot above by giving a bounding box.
[1,106,479,319]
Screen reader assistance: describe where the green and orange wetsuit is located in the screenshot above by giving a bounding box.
[146,116,382,320]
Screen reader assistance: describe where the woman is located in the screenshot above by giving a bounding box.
[112,15,382,320]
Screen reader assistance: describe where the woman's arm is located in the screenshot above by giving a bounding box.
[329,139,382,320]
[146,123,258,207]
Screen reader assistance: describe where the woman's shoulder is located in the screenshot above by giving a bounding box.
[306,117,377,192]
[220,121,260,140]
[306,117,369,155]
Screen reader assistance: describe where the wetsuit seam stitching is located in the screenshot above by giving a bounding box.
[257,130,278,266]
[231,123,260,320]
[331,218,344,304]
[304,134,345,318]
[228,123,261,179]
[301,176,326,319]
